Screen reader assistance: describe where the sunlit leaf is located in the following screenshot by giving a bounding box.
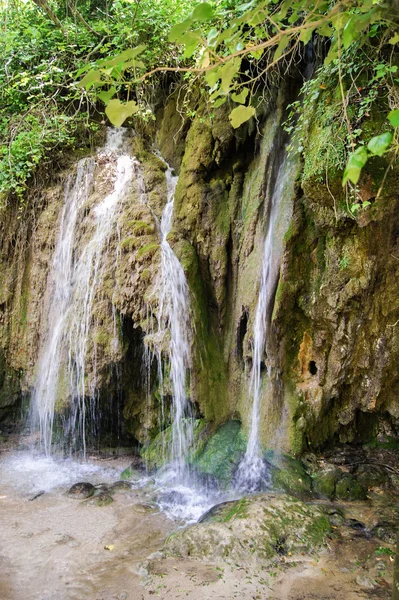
[192,3,214,22]
[229,105,255,128]
[342,146,368,186]
[220,59,241,93]
[343,18,357,49]
[97,87,117,104]
[105,99,139,127]
[367,132,393,156]
[388,109,399,127]
[169,18,193,43]
[98,46,146,68]
[213,97,227,108]
[231,87,249,104]
[274,35,290,60]
[79,70,101,89]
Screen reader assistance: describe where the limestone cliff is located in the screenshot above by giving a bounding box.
[0,83,398,456]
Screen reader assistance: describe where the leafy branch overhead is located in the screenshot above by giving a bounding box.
[79,0,397,133]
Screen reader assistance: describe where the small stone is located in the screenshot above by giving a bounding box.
[133,502,158,514]
[356,575,376,589]
[110,481,133,492]
[67,482,95,499]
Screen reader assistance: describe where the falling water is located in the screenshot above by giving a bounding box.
[153,162,193,482]
[236,153,294,492]
[31,128,134,455]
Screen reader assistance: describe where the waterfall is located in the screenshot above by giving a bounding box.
[236,153,294,492]
[153,162,193,481]
[31,128,134,456]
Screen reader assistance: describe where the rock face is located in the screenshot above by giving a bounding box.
[165,493,331,562]
[0,79,398,456]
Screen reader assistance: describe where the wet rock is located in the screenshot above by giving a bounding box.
[94,483,110,492]
[269,453,312,499]
[85,491,114,506]
[133,502,158,514]
[312,466,341,499]
[372,522,397,544]
[165,493,331,563]
[192,420,246,488]
[120,465,142,481]
[356,575,376,589]
[158,491,186,505]
[67,482,95,499]
[110,480,133,492]
[321,507,345,527]
[355,464,389,490]
[335,475,366,501]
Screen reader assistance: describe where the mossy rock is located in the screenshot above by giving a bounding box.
[312,466,342,500]
[165,493,331,562]
[141,419,207,471]
[268,451,312,499]
[355,465,389,490]
[192,420,246,488]
[335,475,367,501]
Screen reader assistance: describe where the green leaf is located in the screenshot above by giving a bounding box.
[274,35,290,61]
[231,87,249,104]
[229,105,255,128]
[79,70,101,89]
[192,3,214,22]
[367,132,393,156]
[389,33,399,45]
[207,28,219,46]
[105,99,139,127]
[213,97,227,108]
[205,67,220,89]
[388,109,399,127]
[98,46,146,68]
[342,146,368,186]
[183,32,201,58]
[97,87,117,104]
[220,59,241,93]
[343,18,357,49]
[169,18,193,43]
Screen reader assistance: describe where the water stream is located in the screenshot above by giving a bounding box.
[236,153,294,492]
[30,129,134,456]
[151,162,193,483]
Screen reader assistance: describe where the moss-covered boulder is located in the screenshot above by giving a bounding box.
[165,493,331,563]
[312,466,342,500]
[141,419,207,471]
[192,420,246,488]
[268,451,312,499]
[355,464,389,490]
[335,474,367,501]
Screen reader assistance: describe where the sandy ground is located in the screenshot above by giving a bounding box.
[0,444,395,600]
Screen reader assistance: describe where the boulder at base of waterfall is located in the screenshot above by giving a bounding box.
[191,420,246,488]
[267,451,312,499]
[164,493,331,563]
[67,482,95,499]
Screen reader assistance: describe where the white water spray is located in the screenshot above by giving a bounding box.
[236,155,294,492]
[154,163,193,481]
[31,129,134,455]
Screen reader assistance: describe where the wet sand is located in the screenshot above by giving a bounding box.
[0,445,395,600]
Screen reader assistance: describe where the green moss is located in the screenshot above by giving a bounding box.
[129,220,155,236]
[268,451,312,499]
[193,420,247,488]
[335,475,367,501]
[137,242,159,259]
[141,419,207,470]
[140,268,152,282]
[312,467,341,500]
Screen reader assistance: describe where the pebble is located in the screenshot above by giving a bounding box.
[356,575,376,589]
